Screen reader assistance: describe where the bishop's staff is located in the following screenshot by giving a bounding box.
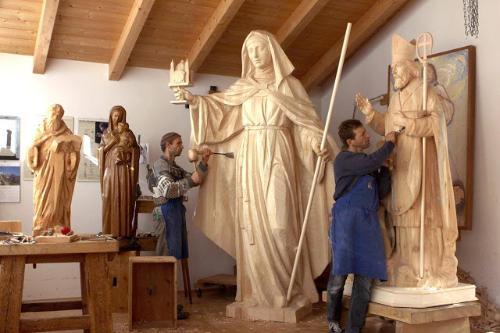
[286,22,352,303]
[415,32,433,279]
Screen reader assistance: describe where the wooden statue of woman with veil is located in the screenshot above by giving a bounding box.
[173,30,337,322]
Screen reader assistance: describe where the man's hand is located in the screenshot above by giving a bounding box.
[385,131,397,143]
[191,171,202,185]
[173,87,194,103]
[199,146,212,163]
[355,93,374,117]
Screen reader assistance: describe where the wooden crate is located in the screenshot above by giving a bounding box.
[128,256,177,329]
[109,251,137,313]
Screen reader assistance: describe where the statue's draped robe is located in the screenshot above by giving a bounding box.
[99,117,139,237]
[190,75,336,307]
[30,123,81,236]
[367,78,458,288]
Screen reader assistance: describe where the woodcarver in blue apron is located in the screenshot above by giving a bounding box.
[327,119,397,333]
[149,132,211,308]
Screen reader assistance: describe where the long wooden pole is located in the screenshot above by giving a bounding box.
[416,32,433,279]
[286,22,352,303]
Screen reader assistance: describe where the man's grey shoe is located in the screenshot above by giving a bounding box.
[328,321,344,333]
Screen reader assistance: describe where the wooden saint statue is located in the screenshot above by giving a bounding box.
[27,104,82,236]
[172,30,336,321]
[98,105,139,237]
[356,34,458,289]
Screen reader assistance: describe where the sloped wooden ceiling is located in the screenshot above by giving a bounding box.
[0,0,411,89]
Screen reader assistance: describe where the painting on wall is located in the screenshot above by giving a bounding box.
[388,46,476,230]
[77,119,108,182]
[0,116,20,160]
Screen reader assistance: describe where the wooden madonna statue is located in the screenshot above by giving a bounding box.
[98,105,139,237]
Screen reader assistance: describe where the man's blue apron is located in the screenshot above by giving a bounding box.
[330,175,387,280]
[161,197,189,260]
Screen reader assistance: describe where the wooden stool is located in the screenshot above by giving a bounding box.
[129,256,177,329]
[0,240,118,333]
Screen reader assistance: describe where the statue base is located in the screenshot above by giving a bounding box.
[343,281,477,308]
[226,301,312,323]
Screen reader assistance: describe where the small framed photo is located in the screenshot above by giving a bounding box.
[0,116,20,160]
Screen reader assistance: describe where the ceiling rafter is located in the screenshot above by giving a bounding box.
[301,0,411,90]
[33,0,60,74]
[275,0,330,49]
[108,0,156,81]
[188,0,246,72]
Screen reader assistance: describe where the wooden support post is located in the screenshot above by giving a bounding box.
[0,256,26,333]
[84,253,112,332]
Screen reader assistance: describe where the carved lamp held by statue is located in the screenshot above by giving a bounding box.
[169,58,193,105]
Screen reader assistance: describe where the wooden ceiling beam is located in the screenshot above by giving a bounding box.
[275,0,330,49]
[108,0,155,81]
[301,0,411,90]
[33,0,60,74]
[188,0,245,72]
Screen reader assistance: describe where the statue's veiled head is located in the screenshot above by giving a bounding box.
[241,31,294,87]
[245,34,272,70]
[109,105,127,130]
[47,104,64,131]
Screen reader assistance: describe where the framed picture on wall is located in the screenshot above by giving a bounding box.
[77,119,108,182]
[0,116,20,160]
[388,45,476,230]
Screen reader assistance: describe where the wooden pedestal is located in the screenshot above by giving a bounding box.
[128,256,177,329]
[322,290,480,333]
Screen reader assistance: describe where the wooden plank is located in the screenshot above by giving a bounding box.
[32,0,60,74]
[84,253,113,332]
[188,0,245,72]
[20,315,90,332]
[0,240,119,256]
[26,253,84,264]
[395,317,469,333]
[129,256,177,329]
[0,256,25,333]
[34,234,79,243]
[108,0,155,80]
[80,261,90,333]
[137,196,155,213]
[301,0,411,90]
[0,220,22,232]
[275,0,329,49]
[21,298,82,313]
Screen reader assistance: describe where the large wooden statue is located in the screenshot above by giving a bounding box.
[356,34,458,289]
[27,104,82,236]
[98,106,139,237]
[173,30,336,321]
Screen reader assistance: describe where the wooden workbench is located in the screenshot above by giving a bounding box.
[0,240,119,333]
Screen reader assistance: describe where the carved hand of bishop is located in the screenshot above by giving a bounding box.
[355,93,374,117]
[173,87,194,104]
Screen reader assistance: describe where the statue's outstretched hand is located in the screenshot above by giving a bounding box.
[173,87,194,103]
[355,93,374,117]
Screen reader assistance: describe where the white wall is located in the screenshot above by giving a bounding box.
[319,0,500,303]
[0,54,241,299]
